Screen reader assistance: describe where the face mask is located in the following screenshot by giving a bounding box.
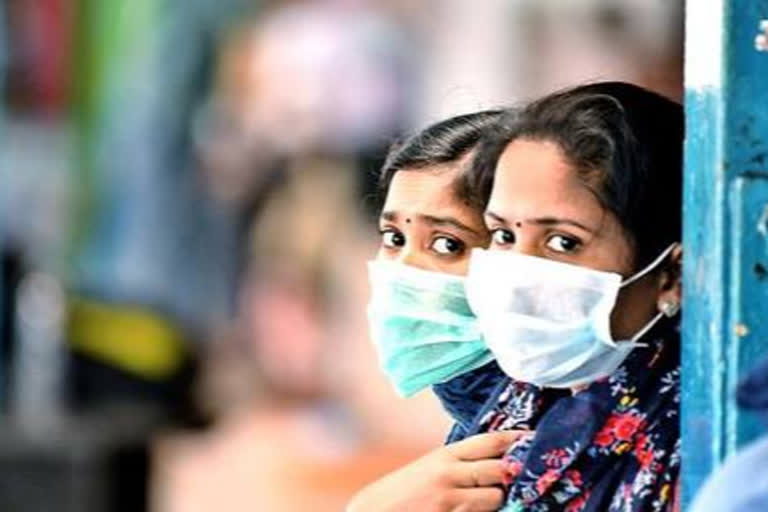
[465,244,679,389]
[367,260,494,397]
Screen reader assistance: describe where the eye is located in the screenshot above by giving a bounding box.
[545,234,582,253]
[490,229,515,247]
[430,236,464,255]
[381,229,405,249]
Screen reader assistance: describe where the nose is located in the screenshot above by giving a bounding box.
[395,244,431,270]
[507,230,544,258]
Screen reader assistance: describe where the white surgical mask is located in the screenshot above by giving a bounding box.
[465,244,677,389]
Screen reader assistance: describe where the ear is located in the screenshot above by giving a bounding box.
[657,243,682,315]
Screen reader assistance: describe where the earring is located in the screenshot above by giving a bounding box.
[659,300,680,318]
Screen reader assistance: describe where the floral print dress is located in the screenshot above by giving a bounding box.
[433,319,681,511]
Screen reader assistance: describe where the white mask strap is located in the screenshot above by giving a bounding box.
[621,298,680,348]
[622,310,664,348]
[620,243,678,288]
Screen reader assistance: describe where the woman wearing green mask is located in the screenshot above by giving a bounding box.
[374,111,500,275]
[353,111,533,512]
[367,110,501,398]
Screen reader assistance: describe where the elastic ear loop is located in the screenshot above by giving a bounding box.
[620,243,678,288]
[623,300,680,348]
[617,243,680,348]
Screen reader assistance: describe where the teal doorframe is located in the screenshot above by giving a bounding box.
[682,0,768,505]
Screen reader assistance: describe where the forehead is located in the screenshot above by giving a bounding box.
[382,166,470,216]
[488,139,605,222]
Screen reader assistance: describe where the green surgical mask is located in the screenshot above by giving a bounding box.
[366,260,493,397]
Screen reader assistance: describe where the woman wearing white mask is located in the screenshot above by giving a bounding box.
[461,82,683,511]
[352,111,537,512]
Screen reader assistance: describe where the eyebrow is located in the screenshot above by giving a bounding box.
[380,211,398,223]
[484,210,596,234]
[380,211,483,237]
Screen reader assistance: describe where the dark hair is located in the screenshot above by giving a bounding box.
[471,82,683,269]
[377,110,503,213]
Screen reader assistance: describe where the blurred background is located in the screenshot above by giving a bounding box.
[0,0,682,510]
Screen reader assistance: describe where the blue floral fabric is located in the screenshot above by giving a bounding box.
[432,360,509,443]
[434,319,681,511]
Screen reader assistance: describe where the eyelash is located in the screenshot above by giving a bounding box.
[379,228,467,257]
[546,234,582,254]
[380,228,405,249]
[431,235,466,256]
[488,228,583,254]
[490,228,515,247]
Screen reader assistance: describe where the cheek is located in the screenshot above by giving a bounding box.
[432,253,472,276]
[375,247,393,260]
[453,257,471,275]
[610,279,659,339]
[585,220,637,275]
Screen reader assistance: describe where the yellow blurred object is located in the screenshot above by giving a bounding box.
[69,299,187,380]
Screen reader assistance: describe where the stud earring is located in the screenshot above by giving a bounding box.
[659,300,680,318]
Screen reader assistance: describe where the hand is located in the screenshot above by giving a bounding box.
[346,430,533,512]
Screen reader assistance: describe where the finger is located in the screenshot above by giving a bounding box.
[450,459,507,488]
[448,487,506,512]
[446,430,534,461]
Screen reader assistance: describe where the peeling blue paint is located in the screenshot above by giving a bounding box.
[683,1,768,506]
[682,86,728,506]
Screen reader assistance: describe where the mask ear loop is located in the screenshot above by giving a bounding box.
[620,243,678,288]
[615,243,679,348]
[625,299,681,347]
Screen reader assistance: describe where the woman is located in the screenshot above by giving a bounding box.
[462,81,683,511]
[370,111,565,436]
[354,110,536,511]
[368,110,513,405]
[352,82,683,512]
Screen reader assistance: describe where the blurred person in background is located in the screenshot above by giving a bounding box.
[153,154,453,512]
[65,0,413,417]
[187,0,447,441]
[150,3,453,511]
[193,0,412,222]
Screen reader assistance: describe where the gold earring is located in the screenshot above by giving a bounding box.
[660,300,680,318]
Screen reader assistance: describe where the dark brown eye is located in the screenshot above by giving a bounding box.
[431,236,464,255]
[381,229,405,248]
[491,229,515,247]
[546,234,581,253]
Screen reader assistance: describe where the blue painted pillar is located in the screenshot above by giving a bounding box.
[682,0,768,505]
